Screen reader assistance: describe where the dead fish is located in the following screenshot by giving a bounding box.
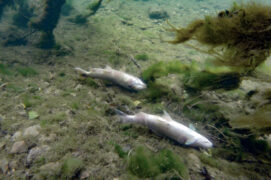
[75,66,146,91]
[115,110,213,149]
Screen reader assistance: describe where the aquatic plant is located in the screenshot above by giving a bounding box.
[114,143,128,158]
[128,146,160,178]
[12,0,33,28]
[17,67,38,77]
[230,105,271,133]
[78,77,99,88]
[127,146,189,179]
[142,60,188,83]
[68,0,103,25]
[87,0,103,15]
[155,149,189,179]
[61,2,74,16]
[167,2,271,72]
[0,63,11,75]
[0,0,13,20]
[135,53,149,61]
[61,157,84,179]
[183,71,241,92]
[241,136,270,155]
[30,0,66,48]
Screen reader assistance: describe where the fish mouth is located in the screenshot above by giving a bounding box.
[134,84,147,90]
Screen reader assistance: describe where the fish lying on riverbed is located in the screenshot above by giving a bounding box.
[75,66,146,91]
[115,110,213,149]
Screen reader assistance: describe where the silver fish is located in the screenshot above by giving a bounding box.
[75,66,146,91]
[116,110,213,149]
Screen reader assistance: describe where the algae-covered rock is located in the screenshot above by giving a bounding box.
[61,157,84,179]
[230,105,271,132]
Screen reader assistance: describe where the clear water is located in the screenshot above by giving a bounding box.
[0,0,271,179]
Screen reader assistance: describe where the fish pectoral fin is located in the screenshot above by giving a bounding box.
[162,110,173,121]
[185,137,196,145]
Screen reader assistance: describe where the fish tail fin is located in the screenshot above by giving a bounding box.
[75,67,91,77]
[114,109,127,116]
[114,109,134,124]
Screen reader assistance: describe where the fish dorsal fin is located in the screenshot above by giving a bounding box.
[185,137,196,145]
[105,65,112,70]
[162,110,173,121]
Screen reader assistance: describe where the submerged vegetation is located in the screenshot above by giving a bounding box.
[115,146,189,179]
[30,0,66,48]
[167,2,271,72]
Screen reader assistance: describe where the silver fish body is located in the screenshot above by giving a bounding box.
[75,66,146,91]
[118,111,213,149]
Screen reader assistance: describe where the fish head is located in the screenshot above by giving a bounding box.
[130,79,147,91]
[195,137,213,149]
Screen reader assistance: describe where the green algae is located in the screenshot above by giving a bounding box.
[61,157,84,179]
[17,67,38,77]
[127,146,189,179]
[167,2,271,72]
[30,0,66,48]
[135,53,149,61]
[0,63,12,75]
[183,71,241,92]
[230,105,271,132]
[114,143,128,158]
[142,61,188,83]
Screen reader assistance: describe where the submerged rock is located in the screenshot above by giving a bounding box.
[23,125,41,137]
[0,158,9,174]
[148,10,169,20]
[11,131,22,141]
[10,141,28,154]
[80,170,90,179]
[39,162,61,177]
[27,145,50,164]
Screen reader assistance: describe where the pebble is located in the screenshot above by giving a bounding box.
[39,162,60,176]
[23,125,41,137]
[80,170,90,179]
[12,131,22,141]
[187,153,201,172]
[27,145,50,164]
[0,141,6,150]
[0,159,9,174]
[39,133,56,143]
[10,141,28,154]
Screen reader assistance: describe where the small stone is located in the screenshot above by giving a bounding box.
[10,141,28,154]
[75,84,82,91]
[187,153,201,172]
[149,10,169,20]
[80,170,90,179]
[27,145,50,164]
[39,133,56,143]
[9,160,19,170]
[12,131,22,141]
[0,142,5,150]
[23,125,41,137]
[0,159,9,174]
[40,162,60,176]
[18,110,27,117]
